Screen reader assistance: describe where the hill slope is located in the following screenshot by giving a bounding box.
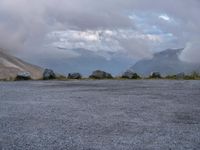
[131,48,200,76]
[0,49,43,80]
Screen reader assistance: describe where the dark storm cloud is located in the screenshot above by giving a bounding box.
[0,0,200,63]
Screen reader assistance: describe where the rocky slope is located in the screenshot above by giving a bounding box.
[0,49,43,80]
[131,48,200,76]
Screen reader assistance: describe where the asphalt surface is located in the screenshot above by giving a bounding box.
[0,80,200,150]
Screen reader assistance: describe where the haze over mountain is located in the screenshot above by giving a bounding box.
[0,49,43,80]
[0,0,200,73]
[131,49,200,76]
[32,48,135,76]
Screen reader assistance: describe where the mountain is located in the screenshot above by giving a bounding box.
[38,48,135,76]
[0,49,43,80]
[131,48,200,76]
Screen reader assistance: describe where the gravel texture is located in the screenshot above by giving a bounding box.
[0,80,200,150]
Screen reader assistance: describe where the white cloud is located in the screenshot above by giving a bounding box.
[159,14,171,21]
[47,29,165,60]
[180,41,200,63]
[48,30,123,53]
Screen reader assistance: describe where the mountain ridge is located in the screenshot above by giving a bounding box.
[0,49,43,80]
[131,48,200,76]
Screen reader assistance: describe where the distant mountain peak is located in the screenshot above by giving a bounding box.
[130,48,199,76]
[154,48,184,59]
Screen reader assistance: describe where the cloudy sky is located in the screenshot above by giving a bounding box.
[0,0,200,75]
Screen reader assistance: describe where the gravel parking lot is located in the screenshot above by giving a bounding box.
[0,80,200,150]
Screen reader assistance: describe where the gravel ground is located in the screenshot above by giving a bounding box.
[0,80,200,150]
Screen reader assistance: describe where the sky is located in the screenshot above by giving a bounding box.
[0,0,200,75]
